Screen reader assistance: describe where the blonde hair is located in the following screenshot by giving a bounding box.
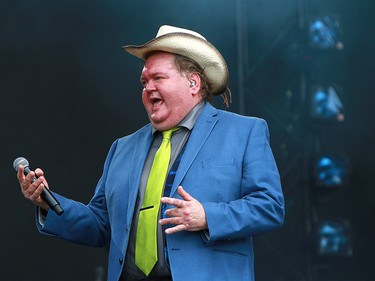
[174,54,231,108]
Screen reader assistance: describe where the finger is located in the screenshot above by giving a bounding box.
[22,167,49,190]
[35,168,44,178]
[159,217,172,226]
[159,216,184,226]
[177,186,192,201]
[23,176,43,196]
[30,183,45,201]
[165,224,187,235]
[164,207,182,218]
[160,197,185,207]
[35,172,49,189]
[17,165,25,182]
[21,171,36,191]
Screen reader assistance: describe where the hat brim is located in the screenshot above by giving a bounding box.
[123,33,228,96]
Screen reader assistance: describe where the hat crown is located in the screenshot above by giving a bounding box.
[156,25,206,41]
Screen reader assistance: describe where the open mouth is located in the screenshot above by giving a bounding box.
[151,97,164,107]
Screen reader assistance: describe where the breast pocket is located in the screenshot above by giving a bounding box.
[186,158,242,202]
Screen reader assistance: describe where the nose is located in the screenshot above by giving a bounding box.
[144,79,156,92]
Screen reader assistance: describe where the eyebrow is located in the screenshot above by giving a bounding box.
[140,71,174,82]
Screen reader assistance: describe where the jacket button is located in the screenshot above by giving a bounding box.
[119,258,123,265]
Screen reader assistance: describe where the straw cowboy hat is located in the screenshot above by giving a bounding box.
[123,25,229,96]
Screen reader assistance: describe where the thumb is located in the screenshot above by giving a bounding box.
[177,186,192,201]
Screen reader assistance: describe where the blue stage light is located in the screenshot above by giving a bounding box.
[315,152,351,188]
[309,16,343,50]
[317,220,352,257]
[312,85,344,121]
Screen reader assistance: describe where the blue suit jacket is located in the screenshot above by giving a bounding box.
[39,103,284,281]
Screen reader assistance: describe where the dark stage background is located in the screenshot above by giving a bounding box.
[1,0,374,280]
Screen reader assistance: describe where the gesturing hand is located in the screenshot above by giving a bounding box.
[159,186,207,234]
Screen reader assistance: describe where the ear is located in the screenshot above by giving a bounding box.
[188,72,201,95]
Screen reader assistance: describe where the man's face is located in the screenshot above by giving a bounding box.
[140,52,201,131]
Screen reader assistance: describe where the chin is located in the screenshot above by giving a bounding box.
[152,123,169,131]
[151,120,177,131]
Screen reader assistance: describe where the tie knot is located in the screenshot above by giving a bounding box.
[162,127,179,140]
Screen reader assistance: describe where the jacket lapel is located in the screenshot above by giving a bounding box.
[126,125,153,223]
[170,103,218,197]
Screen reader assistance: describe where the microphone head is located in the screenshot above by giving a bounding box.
[13,157,29,172]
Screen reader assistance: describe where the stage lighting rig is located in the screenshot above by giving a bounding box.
[311,85,344,121]
[315,152,351,189]
[316,219,352,257]
[309,15,343,50]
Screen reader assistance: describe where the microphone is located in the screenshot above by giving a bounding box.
[13,157,64,216]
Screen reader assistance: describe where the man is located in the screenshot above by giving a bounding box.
[17,25,284,281]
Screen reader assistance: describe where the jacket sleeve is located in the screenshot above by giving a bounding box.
[201,119,284,244]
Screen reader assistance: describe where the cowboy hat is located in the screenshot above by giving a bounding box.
[123,25,229,96]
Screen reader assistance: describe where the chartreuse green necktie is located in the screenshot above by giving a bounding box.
[135,128,177,276]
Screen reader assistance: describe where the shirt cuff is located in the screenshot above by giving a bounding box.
[37,207,48,226]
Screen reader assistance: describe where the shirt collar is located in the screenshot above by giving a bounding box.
[152,101,205,134]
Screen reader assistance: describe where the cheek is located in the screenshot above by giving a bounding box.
[173,95,192,112]
[141,91,149,106]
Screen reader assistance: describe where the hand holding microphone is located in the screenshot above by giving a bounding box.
[13,157,64,216]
